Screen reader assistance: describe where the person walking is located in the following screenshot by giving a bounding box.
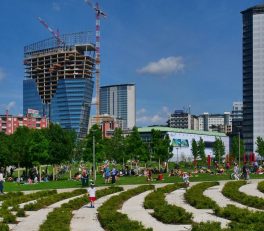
[87,183,96,208]
[0,170,4,194]
[242,162,250,180]
[233,163,240,180]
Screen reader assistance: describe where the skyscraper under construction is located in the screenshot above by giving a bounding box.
[23,32,95,138]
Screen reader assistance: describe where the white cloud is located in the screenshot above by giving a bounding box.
[52,2,61,11]
[137,56,184,76]
[6,101,16,111]
[0,68,6,81]
[136,106,170,126]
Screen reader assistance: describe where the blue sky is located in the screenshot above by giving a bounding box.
[0,0,260,126]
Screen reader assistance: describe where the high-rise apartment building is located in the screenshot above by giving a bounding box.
[99,84,136,129]
[241,5,264,153]
[168,110,198,130]
[231,101,243,134]
[23,32,95,138]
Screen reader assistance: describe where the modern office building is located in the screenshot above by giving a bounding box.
[198,112,232,134]
[231,101,243,134]
[168,110,198,130]
[0,109,48,135]
[23,32,95,138]
[138,127,229,162]
[241,5,264,153]
[99,84,136,129]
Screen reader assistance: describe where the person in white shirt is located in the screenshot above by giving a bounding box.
[0,171,4,194]
[87,183,96,208]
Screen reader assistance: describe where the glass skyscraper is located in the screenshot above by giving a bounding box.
[242,5,264,153]
[100,84,136,129]
[23,32,95,138]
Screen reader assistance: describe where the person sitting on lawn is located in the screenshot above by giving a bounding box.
[156,171,164,181]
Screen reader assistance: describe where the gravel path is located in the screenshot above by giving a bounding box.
[9,194,85,231]
[203,182,260,211]
[239,181,264,198]
[166,188,230,228]
[121,190,192,231]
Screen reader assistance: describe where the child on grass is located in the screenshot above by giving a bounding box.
[87,183,96,208]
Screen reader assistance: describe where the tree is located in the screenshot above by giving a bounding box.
[83,124,105,162]
[45,124,75,165]
[197,138,206,162]
[151,129,173,167]
[10,126,34,170]
[125,127,148,163]
[191,139,199,162]
[0,132,11,168]
[106,128,125,163]
[213,137,225,163]
[231,135,245,162]
[256,136,264,159]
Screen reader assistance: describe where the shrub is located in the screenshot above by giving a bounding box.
[257,181,264,193]
[39,186,123,231]
[16,208,26,217]
[0,223,9,231]
[24,189,86,211]
[0,192,23,201]
[191,222,222,231]
[222,181,264,209]
[2,211,16,224]
[98,185,154,231]
[185,182,219,209]
[144,183,192,224]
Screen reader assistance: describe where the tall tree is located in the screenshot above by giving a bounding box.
[0,132,11,168]
[197,138,206,162]
[256,136,264,159]
[109,128,125,163]
[83,124,105,162]
[213,137,225,163]
[231,135,245,162]
[191,139,199,162]
[125,127,148,162]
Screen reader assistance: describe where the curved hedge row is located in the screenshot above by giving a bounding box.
[222,181,264,209]
[144,183,192,224]
[23,189,86,211]
[0,192,23,202]
[184,182,219,209]
[39,186,123,231]
[257,181,264,193]
[98,185,154,231]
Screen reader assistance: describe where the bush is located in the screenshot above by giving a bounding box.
[257,181,264,193]
[222,181,264,209]
[39,186,123,231]
[191,222,222,231]
[2,211,16,224]
[185,182,219,209]
[24,189,86,211]
[98,185,154,231]
[16,208,26,217]
[144,183,192,224]
[0,192,23,201]
[0,223,9,231]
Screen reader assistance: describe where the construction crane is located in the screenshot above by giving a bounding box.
[85,0,107,123]
[37,17,65,46]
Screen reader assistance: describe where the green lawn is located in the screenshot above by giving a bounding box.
[3,172,264,192]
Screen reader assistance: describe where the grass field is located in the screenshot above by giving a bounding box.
[3,171,264,192]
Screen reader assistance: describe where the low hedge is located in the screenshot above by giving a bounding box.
[222,181,264,209]
[39,186,123,231]
[2,190,57,208]
[23,189,86,211]
[144,183,192,224]
[185,182,219,209]
[0,223,9,231]
[0,192,23,201]
[98,185,154,231]
[257,181,264,193]
[191,221,222,231]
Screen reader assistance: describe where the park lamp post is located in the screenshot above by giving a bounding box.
[91,130,96,183]
[176,147,179,163]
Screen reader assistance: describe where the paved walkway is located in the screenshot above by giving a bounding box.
[239,181,264,198]
[203,182,260,211]
[9,194,85,231]
[166,188,230,228]
[121,190,192,231]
